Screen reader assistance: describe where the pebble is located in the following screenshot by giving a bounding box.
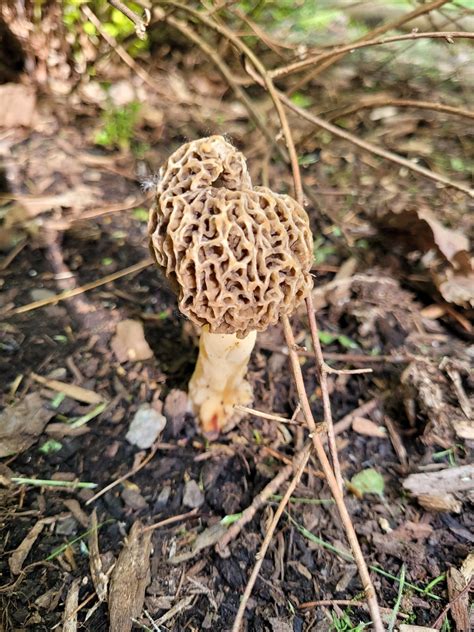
[125,404,166,449]
[182,479,204,508]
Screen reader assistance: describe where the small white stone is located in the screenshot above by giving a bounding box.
[125,404,166,449]
[182,479,204,508]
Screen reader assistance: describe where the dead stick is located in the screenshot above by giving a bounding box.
[231,444,312,632]
[282,315,384,631]
[330,97,474,122]
[305,294,343,491]
[6,258,153,316]
[271,31,474,80]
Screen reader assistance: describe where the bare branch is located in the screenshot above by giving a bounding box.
[107,0,149,40]
[271,31,474,80]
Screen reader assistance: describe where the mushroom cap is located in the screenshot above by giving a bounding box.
[148,136,313,338]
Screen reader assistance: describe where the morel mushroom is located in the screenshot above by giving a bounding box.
[148,136,313,434]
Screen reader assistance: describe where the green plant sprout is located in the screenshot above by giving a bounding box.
[95,102,141,151]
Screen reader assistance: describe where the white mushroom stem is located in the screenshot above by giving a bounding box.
[188,327,257,434]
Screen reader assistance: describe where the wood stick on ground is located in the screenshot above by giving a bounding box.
[282,316,384,632]
[329,97,474,122]
[231,443,312,632]
[289,0,452,92]
[6,258,153,316]
[271,30,474,80]
[218,442,312,552]
[305,293,343,492]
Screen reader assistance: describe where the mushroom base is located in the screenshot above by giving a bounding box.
[188,328,257,435]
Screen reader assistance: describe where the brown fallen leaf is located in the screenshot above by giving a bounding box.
[111,319,154,363]
[108,521,152,632]
[438,271,474,309]
[376,205,473,308]
[391,520,433,543]
[62,578,80,632]
[352,417,386,438]
[447,567,470,632]
[0,83,36,127]
[9,518,53,574]
[417,209,469,264]
[0,392,55,457]
[63,499,89,528]
[417,493,462,514]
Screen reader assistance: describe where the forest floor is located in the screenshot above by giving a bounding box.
[0,5,473,632]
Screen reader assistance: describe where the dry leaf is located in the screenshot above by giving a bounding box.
[62,578,80,632]
[352,417,386,438]
[9,518,52,574]
[0,392,54,457]
[108,521,152,632]
[438,271,474,308]
[417,209,469,264]
[0,83,36,127]
[447,567,470,632]
[417,493,462,513]
[111,319,154,363]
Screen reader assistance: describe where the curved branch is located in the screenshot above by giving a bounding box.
[271,31,474,80]
[329,97,474,121]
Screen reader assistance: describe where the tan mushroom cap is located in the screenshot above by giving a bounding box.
[148,136,313,338]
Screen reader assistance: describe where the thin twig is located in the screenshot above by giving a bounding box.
[271,31,474,80]
[234,405,301,425]
[142,509,199,533]
[329,97,474,122]
[282,316,384,631]
[305,294,344,492]
[82,6,160,92]
[107,0,149,39]
[218,443,311,552]
[6,258,152,316]
[289,0,452,91]
[85,440,159,505]
[231,444,312,631]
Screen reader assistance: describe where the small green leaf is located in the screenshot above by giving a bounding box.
[337,334,358,350]
[101,257,113,266]
[221,512,243,526]
[350,468,384,498]
[133,207,149,222]
[51,392,66,409]
[318,331,338,345]
[39,439,63,455]
[290,92,313,108]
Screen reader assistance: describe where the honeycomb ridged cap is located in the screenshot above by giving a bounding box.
[148,136,313,338]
